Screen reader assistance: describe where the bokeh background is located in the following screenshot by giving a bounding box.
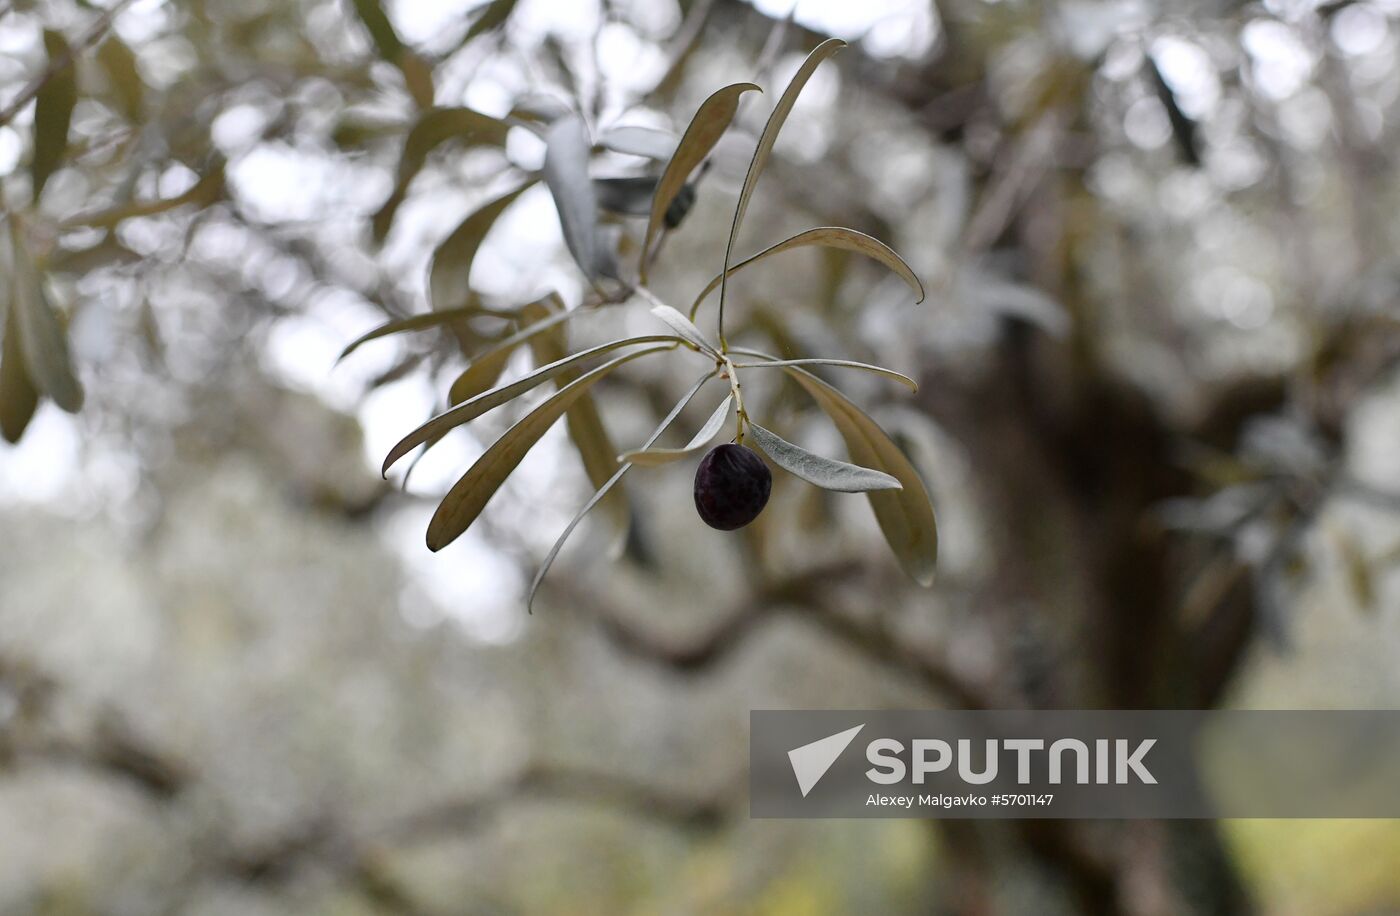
[3,0,1400,913]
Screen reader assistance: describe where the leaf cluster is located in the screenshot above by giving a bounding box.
[345,40,938,607]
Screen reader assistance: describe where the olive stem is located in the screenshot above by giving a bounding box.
[718,354,748,444]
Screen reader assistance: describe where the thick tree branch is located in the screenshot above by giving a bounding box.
[209,761,736,905]
[563,562,999,708]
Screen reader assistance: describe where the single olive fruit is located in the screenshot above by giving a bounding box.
[694,443,772,530]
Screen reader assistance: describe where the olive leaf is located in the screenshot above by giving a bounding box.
[441,298,595,401]
[7,225,82,413]
[727,39,846,247]
[331,115,400,149]
[528,372,715,612]
[641,81,760,281]
[622,394,732,466]
[96,35,144,121]
[425,346,672,550]
[383,336,679,475]
[398,51,436,109]
[729,349,917,392]
[718,38,845,336]
[429,179,534,311]
[525,299,630,551]
[32,30,78,201]
[373,107,512,242]
[649,304,717,355]
[460,0,519,46]
[338,305,506,363]
[0,291,38,443]
[351,0,405,62]
[447,339,517,406]
[597,125,677,160]
[746,421,901,492]
[541,35,581,104]
[543,113,605,280]
[350,0,434,107]
[781,366,937,585]
[690,226,924,318]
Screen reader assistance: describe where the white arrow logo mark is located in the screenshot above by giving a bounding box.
[788,724,865,797]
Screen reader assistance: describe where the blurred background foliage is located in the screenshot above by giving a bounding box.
[3,0,1400,913]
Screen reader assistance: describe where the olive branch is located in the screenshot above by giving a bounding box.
[342,39,937,610]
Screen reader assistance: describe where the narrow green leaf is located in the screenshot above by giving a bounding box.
[398,50,435,109]
[747,421,901,492]
[96,36,144,121]
[525,299,630,550]
[528,372,714,611]
[719,39,845,336]
[441,298,586,399]
[641,81,760,281]
[649,303,716,354]
[331,115,400,149]
[729,351,918,392]
[727,40,845,256]
[690,226,924,318]
[351,0,405,62]
[598,125,676,160]
[541,35,581,103]
[32,30,78,200]
[8,225,82,412]
[383,109,509,228]
[338,305,493,363]
[621,395,732,466]
[543,113,603,279]
[373,107,512,242]
[428,180,534,311]
[447,341,516,406]
[0,295,38,443]
[350,0,433,108]
[383,336,678,475]
[425,346,669,550]
[782,366,937,585]
[461,0,519,46]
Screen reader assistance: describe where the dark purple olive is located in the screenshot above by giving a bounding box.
[694,443,772,530]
